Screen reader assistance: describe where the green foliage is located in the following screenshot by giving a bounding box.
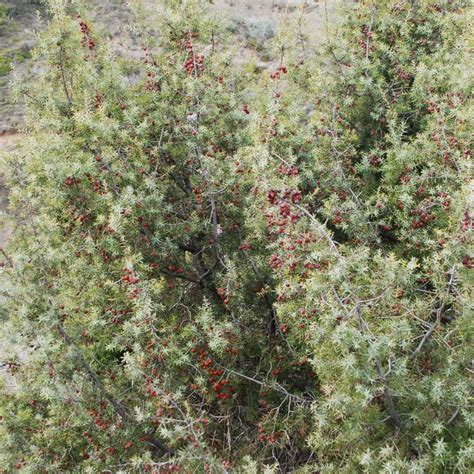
[0,0,472,472]
[13,46,32,61]
[0,5,9,27]
[0,56,11,76]
[244,0,473,471]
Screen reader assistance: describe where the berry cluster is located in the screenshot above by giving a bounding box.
[121,268,141,299]
[64,176,80,187]
[278,164,299,176]
[77,15,95,50]
[258,425,282,444]
[217,286,232,306]
[410,208,436,229]
[191,347,237,401]
[182,32,204,76]
[270,66,288,80]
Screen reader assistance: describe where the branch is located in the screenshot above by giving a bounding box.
[352,299,403,429]
[374,358,403,429]
[216,365,313,406]
[410,305,443,360]
[55,320,173,455]
[282,199,341,257]
[58,40,73,107]
[0,247,14,267]
[447,407,460,426]
[411,269,455,360]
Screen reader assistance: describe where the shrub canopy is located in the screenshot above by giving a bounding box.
[0,0,472,472]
